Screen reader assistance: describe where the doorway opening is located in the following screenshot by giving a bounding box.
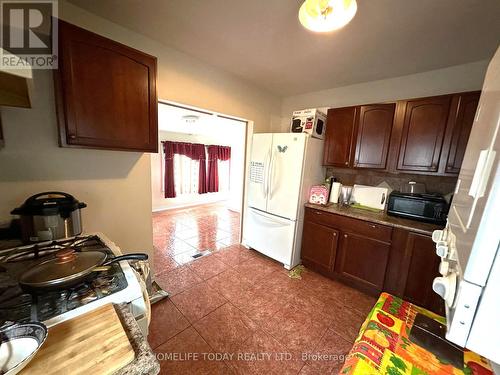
[151,101,249,278]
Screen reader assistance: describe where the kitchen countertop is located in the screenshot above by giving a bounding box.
[305,203,443,235]
[114,303,160,375]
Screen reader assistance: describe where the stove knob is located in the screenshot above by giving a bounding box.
[432,230,444,243]
[436,243,449,258]
[433,273,456,307]
[433,277,449,300]
[439,261,450,276]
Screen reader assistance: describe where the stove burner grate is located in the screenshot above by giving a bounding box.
[0,235,129,324]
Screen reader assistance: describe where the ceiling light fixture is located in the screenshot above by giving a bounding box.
[182,115,199,124]
[299,0,357,33]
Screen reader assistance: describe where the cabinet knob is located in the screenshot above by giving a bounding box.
[371,224,377,229]
[315,211,322,215]
[344,234,348,238]
[333,232,337,236]
[345,161,348,165]
[68,134,76,140]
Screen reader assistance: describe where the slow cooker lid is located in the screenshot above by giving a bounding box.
[11,191,87,217]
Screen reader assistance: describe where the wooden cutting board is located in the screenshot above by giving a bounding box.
[21,304,135,375]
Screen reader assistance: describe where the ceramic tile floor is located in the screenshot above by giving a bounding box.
[150,203,376,374]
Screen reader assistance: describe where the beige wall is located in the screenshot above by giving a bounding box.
[278,60,489,131]
[0,3,281,258]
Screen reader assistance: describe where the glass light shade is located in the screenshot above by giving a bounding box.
[299,0,357,32]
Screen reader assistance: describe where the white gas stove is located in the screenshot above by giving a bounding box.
[0,233,150,336]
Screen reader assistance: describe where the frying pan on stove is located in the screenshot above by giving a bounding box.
[19,249,148,290]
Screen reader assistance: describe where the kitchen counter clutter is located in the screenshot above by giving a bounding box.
[305,202,442,235]
[301,204,445,315]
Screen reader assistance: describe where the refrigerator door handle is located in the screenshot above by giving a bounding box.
[262,149,271,198]
[269,150,277,198]
[250,208,291,226]
[268,149,274,197]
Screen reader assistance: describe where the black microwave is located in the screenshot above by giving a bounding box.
[387,191,449,225]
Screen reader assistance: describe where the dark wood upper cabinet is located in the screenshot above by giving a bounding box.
[54,21,158,152]
[324,107,357,167]
[354,104,395,169]
[301,220,339,274]
[396,96,451,172]
[443,92,480,174]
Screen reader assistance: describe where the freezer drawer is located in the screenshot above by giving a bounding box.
[243,208,296,269]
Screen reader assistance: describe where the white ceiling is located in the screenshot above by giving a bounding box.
[158,103,245,137]
[67,0,500,96]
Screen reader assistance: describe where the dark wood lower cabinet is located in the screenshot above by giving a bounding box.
[301,207,444,314]
[387,229,444,315]
[301,221,338,274]
[335,232,390,296]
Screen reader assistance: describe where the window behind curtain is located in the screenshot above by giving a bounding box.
[218,159,230,192]
[173,154,200,195]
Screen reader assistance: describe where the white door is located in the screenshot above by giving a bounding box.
[267,133,306,220]
[247,133,273,212]
[244,208,296,268]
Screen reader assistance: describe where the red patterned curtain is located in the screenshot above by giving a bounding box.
[207,145,231,193]
[218,146,231,161]
[192,144,207,194]
[207,146,219,193]
[163,141,176,198]
[162,141,208,198]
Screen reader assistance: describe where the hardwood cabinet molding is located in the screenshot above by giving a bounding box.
[396,95,452,173]
[334,231,391,295]
[353,104,395,170]
[439,92,481,175]
[324,91,480,177]
[301,207,444,314]
[54,20,158,152]
[301,220,339,274]
[323,106,358,167]
[386,228,444,315]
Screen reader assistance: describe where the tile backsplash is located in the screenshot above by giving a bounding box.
[326,167,458,197]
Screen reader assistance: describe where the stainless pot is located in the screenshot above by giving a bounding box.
[11,192,87,243]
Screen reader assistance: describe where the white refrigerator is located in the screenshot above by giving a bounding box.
[242,133,324,269]
[431,46,500,367]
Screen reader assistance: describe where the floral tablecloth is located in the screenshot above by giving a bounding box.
[339,293,492,375]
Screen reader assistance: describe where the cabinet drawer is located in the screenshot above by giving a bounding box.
[305,207,392,243]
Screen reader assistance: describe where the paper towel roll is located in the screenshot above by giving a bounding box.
[329,182,341,203]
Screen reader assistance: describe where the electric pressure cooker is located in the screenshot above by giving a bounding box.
[11,192,87,243]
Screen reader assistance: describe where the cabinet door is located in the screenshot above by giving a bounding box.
[301,220,339,274]
[445,92,480,174]
[324,107,357,167]
[402,232,444,315]
[397,96,451,172]
[354,104,395,169]
[55,21,158,152]
[335,232,390,295]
